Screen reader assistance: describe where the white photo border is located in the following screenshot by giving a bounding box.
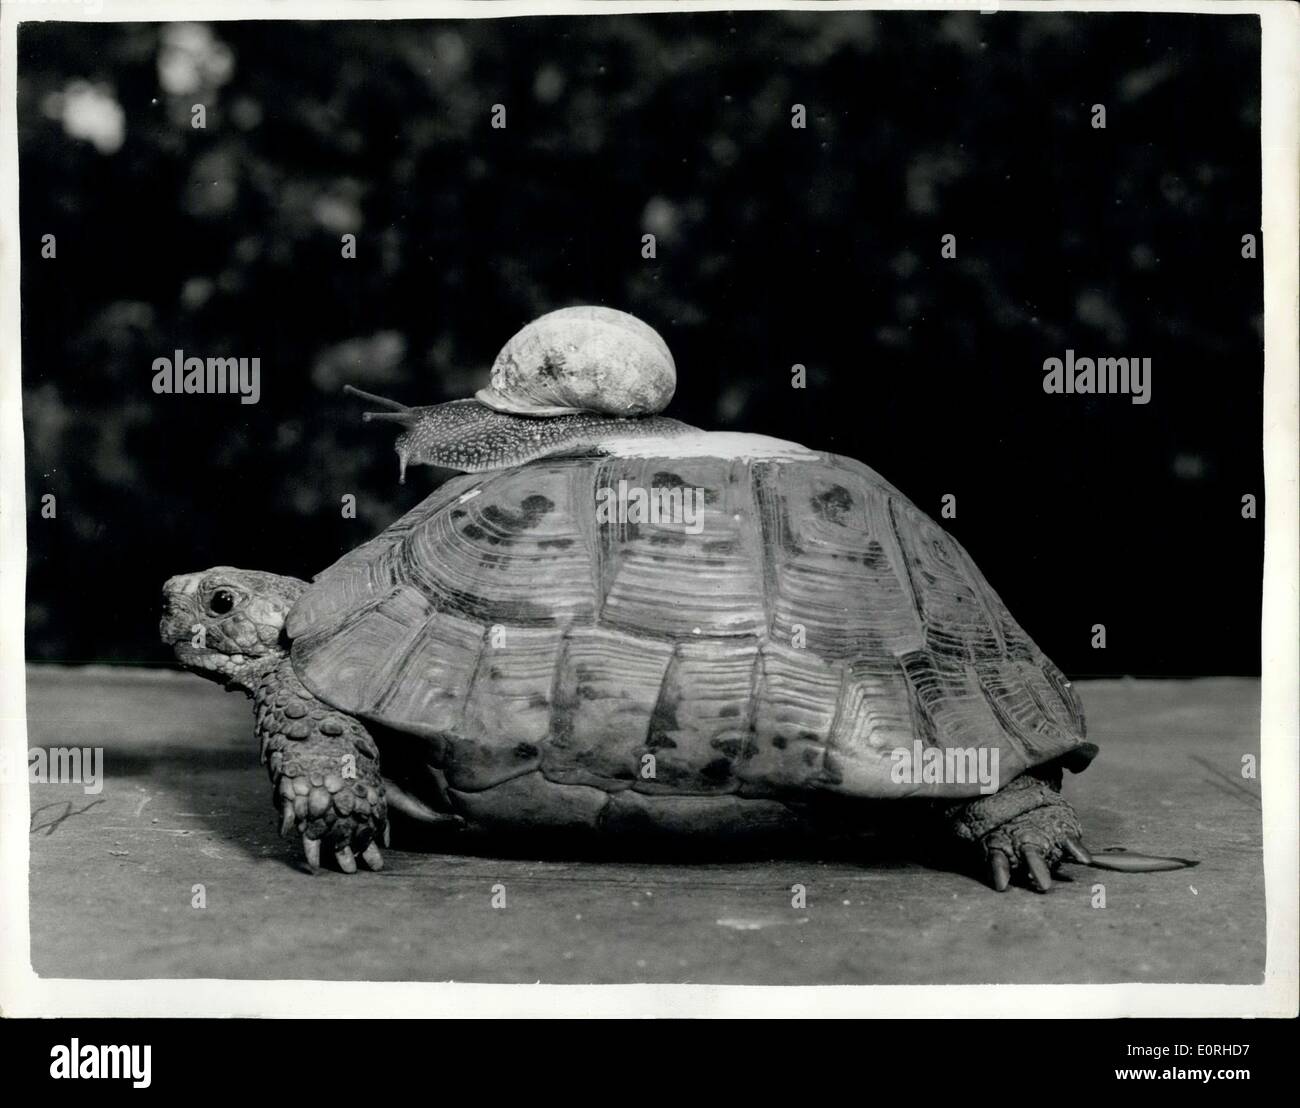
[1,0,1295,1019]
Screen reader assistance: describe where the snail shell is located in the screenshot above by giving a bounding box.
[475,305,676,418]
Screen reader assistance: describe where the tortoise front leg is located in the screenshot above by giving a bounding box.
[254,659,388,873]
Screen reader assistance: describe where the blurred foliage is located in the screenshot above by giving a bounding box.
[19,13,1262,674]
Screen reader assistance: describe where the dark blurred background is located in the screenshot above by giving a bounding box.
[19,12,1262,676]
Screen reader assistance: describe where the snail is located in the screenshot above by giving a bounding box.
[347,306,699,480]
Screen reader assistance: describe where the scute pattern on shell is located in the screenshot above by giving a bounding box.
[475,305,676,417]
[286,447,1088,825]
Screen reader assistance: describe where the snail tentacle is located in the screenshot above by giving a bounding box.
[342,384,412,411]
[360,410,417,427]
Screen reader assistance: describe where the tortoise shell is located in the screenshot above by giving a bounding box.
[285,436,1088,832]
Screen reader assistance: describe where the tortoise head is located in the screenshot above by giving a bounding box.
[160,567,306,692]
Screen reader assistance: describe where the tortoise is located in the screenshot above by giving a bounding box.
[160,307,1191,891]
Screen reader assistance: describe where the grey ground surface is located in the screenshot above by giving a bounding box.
[25,666,1262,984]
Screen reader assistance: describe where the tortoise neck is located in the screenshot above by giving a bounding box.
[228,651,289,698]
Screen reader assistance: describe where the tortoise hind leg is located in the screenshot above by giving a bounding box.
[942,770,1087,893]
[942,767,1197,892]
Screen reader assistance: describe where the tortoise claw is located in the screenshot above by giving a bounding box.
[361,842,384,871]
[1063,835,1093,865]
[335,845,357,874]
[302,836,321,871]
[279,804,296,838]
[989,850,1012,892]
[1022,847,1052,892]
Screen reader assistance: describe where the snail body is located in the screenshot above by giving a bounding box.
[350,306,695,478]
[361,399,696,480]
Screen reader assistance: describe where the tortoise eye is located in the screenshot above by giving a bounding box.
[208,589,237,615]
